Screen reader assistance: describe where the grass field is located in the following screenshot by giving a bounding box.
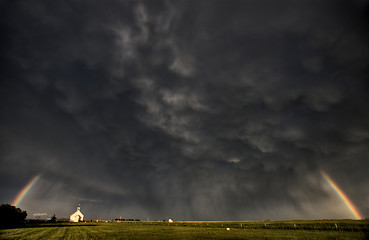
[1,220,368,239]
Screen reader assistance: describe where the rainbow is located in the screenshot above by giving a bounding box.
[321,171,363,220]
[12,175,41,206]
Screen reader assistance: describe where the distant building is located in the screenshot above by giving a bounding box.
[168,219,174,223]
[70,204,84,222]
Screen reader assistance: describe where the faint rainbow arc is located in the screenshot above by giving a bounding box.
[11,175,41,206]
[321,171,363,220]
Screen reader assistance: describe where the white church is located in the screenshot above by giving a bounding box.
[70,204,84,222]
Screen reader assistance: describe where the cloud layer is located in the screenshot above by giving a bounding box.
[1,0,368,220]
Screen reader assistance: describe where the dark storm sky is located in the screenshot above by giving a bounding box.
[1,0,368,220]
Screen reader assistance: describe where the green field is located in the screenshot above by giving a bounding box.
[1,220,368,239]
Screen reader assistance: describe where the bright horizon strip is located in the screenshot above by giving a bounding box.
[11,174,41,206]
[321,170,363,220]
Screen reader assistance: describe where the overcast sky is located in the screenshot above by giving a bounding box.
[1,0,368,220]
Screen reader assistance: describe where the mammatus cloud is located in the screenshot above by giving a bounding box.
[0,0,368,220]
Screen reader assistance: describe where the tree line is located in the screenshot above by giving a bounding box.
[0,204,27,226]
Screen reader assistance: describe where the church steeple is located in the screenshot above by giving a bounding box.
[70,204,84,222]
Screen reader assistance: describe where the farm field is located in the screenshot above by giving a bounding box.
[1,220,368,240]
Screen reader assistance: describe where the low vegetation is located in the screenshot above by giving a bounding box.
[1,219,368,239]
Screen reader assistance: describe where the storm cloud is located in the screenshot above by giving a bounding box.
[0,0,368,220]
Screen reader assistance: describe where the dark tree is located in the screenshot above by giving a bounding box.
[0,204,27,226]
[50,214,57,223]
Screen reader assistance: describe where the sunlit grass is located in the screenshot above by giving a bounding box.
[1,220,368,239]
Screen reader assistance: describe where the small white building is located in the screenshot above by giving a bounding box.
[70,204,84,222]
